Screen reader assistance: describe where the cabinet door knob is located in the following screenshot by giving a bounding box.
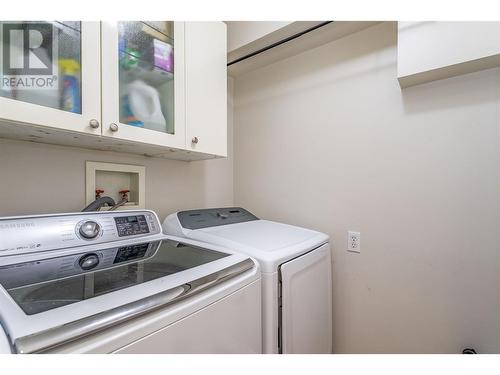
[89,119,100,129]
[191,136,199,144]
[109,123,119,132]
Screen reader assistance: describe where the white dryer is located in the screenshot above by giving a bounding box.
[163,207,332,354]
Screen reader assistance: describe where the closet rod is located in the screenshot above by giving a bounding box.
[227,21,333,66]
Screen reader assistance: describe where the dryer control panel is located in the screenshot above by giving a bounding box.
[177,207,258,230]
[0,210,162,257]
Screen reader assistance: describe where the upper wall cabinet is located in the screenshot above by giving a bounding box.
[185,22,227,157]
[398,22,500,88]
[0,21,101,134]
[0,21,227,161]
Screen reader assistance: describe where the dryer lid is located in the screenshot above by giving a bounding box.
[190,220,329,272]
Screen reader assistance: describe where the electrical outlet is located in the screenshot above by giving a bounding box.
[348,231,361,253]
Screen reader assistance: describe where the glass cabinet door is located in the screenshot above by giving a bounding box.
[0,21,81,112]
[0,21,101,134]
[102,21,186,150]
[119,22,174,134]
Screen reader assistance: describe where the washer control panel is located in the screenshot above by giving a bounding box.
[115,215,150,237]
[0,210,161,257]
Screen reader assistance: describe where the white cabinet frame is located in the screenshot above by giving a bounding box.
[0,22,101,135]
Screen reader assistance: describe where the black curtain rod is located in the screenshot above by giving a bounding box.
[227,21,333,66]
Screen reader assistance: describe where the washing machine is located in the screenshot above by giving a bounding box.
[0,325,9,353]
[163,207,332,354]
[0,210,261,354]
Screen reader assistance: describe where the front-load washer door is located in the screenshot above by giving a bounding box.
[279,243,332,353]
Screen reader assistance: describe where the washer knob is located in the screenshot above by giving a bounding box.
[79,253,99,270]
[79,221,101,239]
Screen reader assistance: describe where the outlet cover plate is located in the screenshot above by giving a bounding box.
[348,231,361,253]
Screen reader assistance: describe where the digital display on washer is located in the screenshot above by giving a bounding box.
[113,243,149,264]
[115,215,150,237]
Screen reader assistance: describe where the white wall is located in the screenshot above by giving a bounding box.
[233,22,500,353]
[0,78,234,220]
